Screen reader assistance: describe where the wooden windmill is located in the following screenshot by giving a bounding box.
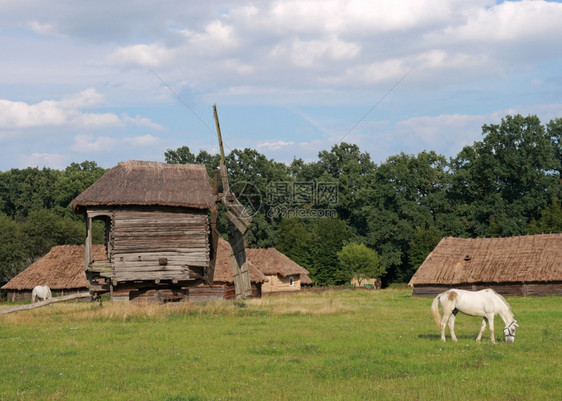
[207,105,253,299]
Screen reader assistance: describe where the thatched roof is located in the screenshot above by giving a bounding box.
[409,234,562,287]
[213,238,267,284]
[71,160,215,213]
[246,248,309,277]
[300,273,313,285]
[2,245,106,291]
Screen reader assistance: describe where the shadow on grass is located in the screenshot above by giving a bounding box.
[417,333,481,341]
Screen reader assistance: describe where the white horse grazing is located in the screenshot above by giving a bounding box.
[431,289,518,343]
[31,285,52,303]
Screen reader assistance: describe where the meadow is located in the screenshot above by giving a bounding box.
[0,288,560,401]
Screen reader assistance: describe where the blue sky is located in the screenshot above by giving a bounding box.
[1,0,562,170]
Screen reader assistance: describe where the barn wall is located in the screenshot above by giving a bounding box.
[5,288,89,303]
[262,274,301,293]
[108,208,209,282]
[411,282,562,297]
[6,291,30,302]
[112,282,262,302]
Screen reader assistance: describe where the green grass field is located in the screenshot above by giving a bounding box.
[1,289,560,401]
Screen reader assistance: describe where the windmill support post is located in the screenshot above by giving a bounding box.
[212,104,253,299]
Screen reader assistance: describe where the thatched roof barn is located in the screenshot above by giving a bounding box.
[246,248,310,293]
[2,245,106,302]
[409,234,562,297]
[70,160,216,300]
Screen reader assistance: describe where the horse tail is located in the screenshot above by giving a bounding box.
[431,293,442,328]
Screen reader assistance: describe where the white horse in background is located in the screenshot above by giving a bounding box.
[431,288,519,343]
[31,285,52,303]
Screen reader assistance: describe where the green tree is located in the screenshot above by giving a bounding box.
[55,161,106,216]
[165,146,197,164]
[0,167,61,218]
[546,117,562,180]
[360,151,451,282]
[310,143,376,221]
[527,196,562,234]
[0,213,27,284]
[21,209,84,261]
[449,114,559,237]
[337,242,384,286]
[275,218,313,270]
[309,218,352,285]
[407,222,443,274]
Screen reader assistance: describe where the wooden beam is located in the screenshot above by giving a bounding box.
[228,221,252,299]
[0,293,92,315]
[84,214,92,270]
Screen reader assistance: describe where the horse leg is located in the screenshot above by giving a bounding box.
[448,310,458,342]
[440,308,452,342]
[476,317,487,342]
[487,314,496,344]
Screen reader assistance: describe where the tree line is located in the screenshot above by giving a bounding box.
[1,114,560,287]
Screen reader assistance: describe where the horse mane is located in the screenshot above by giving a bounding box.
[488,289,512,311]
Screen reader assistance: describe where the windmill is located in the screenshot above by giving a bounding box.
[207,105,253,299]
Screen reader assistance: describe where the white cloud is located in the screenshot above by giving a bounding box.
[271,36,360,68]
[104,43,174,68]
[183,20,238,55]
[396,114,485,146]
[0,90,164,134]
[267,0,457,34]
[122,134,160,147]
[121,114,164,130]
[59,88,105,109]
[21,152,67,169]
[72,133,162,153]
[224,59,254,75]
[28,20,61,37]
[446,1,562,42]
[257,140,296,151]
[343,57,411,84]
[71,134,119,152]
[0,89,118,129]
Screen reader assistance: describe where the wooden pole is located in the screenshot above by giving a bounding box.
[213,104,230,194]
[213,104,225,166]
[0,292,92,315]
[84,214,92,270]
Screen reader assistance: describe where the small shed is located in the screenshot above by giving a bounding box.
[351,277,382,289]
[1,245,106,302]
[408,234,562,297]
[246,248,310,293]
[70,160,216,299]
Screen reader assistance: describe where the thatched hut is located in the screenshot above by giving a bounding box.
[246,248,310,293]
[409,234,562,297]
[70,160,216,300]
[1,245,106,302]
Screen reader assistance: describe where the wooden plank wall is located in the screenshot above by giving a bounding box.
[190,284,262,301]
[110,209,209,282]
[411,282,562,297]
